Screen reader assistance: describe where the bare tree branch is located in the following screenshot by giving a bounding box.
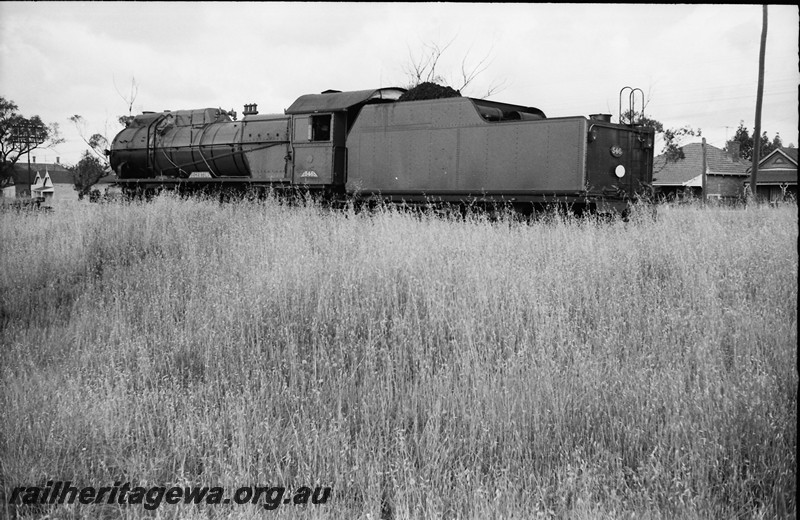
[113,75,139,124]
[68,115,111,171]
[457,43,493,92]
[481,77,508,100]
[403,37,456,88]
[403,38,506,99]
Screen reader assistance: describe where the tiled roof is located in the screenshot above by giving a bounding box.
[11,162,116,185]
[13,162,71,184]
[653,142,750,186]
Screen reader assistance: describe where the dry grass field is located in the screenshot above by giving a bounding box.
[0,195,796,519]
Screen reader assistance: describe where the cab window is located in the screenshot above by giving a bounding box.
[309,114,331,141]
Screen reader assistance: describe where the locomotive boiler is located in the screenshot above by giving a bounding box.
[109,86,655,213]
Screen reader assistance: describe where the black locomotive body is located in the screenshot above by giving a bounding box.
[109,87,655,213]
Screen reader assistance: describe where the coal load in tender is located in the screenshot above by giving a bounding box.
[397,82,462,102]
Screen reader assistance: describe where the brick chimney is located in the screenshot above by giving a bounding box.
[32,156,36,163]
[56,157,60,164]
[727,141,741,162]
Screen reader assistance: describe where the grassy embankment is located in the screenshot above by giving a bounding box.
[1,196,796,519]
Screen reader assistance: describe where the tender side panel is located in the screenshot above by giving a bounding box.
[346,97,588,196]
[457,119,587,192]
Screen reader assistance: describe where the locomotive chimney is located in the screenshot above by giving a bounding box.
[590,114,612,123]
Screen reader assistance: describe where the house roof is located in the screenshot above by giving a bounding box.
[652,142,750,186]
[11,162,116,185]
[780,147,798,162]
[12,162,71,184]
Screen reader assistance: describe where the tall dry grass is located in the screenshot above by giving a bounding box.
[0,196,796,519]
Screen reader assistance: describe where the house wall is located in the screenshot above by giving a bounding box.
[706,175,744,199]
[655,186,701,201]
[757,185,797,202]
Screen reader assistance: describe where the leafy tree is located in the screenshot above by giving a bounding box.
[0,96,65,191]
[772,133,783,149]
[68,77,139,177]
[730,122,753,160]
[69,115,112,173]
[70,150,107,200]
[726,121,787,161]
[631,113,663,133]
[661,125,701,162]
[623,109,700,162]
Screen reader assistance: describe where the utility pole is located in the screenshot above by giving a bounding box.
[10,121,47,198]
[749,4,768,202]
[701,138,708,205]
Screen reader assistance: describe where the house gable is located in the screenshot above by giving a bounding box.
[747,148,798,186]
[758,148,798,172]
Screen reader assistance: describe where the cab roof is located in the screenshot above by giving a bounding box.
[285,88,406,114]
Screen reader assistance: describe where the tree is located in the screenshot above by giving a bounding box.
[114,75,139,128]
[730,122,753,160]
[69,114,112,173]
[403,39,506,99]
[68,77,140,180]
[769,132,783,150]
[69,150,107,200]
[726,121,785,161]
[623,109,700,162]
[0,96,65,191]
[661,125,701,162]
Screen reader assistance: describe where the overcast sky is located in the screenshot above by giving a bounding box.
[1,2,797,166]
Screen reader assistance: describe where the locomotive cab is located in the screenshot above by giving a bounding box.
[289,111,347,187]
[285,88,405,191]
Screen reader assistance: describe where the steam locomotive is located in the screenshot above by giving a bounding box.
[109,86,655,213]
